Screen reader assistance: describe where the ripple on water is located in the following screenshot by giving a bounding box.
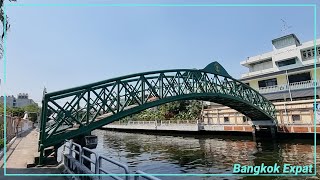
[91,130,320,179]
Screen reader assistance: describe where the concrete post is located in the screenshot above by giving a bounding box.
[217,109,220,124]
[155,120,157,130]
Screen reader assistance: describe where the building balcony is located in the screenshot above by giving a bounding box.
[241,68,275,79]
[258,79,319,94]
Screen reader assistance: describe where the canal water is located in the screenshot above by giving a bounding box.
[92,130,319,180]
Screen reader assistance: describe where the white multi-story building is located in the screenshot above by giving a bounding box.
[202,34,320,133]
[0,93,36,108]
[240,34,320,101]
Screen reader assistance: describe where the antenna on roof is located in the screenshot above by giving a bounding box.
[280,19,292,35]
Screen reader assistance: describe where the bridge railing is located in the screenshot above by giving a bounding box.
[40,68,276,164]
[112,120,199,126]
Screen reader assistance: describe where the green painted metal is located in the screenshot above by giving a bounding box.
[202,62,232,78]
[38,61,276,164]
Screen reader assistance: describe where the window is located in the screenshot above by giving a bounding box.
[224,117,229,123]
[13,99,16,107]
[301,47,320,60]
[292,115,301,123]
[288,72,311,83]
[243,116,248,123]
[258,78,278,88]
[277,58,296,67]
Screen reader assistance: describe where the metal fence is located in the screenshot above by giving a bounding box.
[114,120,198,126]
[0,115,33,143]
[63,140,160,180]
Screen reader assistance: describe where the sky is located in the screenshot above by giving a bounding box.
[1,0,320,105]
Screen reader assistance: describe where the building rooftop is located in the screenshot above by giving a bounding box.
[271,33,301,49]
[240,34,320,79]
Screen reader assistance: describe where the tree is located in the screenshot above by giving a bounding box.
[119,100,203,122]
[0,0,15,59]
[23,104,40,113]
[8,107,24,117]
[23,104,40,122]
[186,100,202,119]
[0,103,40,122]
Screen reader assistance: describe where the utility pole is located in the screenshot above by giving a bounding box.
[285,70,293,101]
[201,100,204,124]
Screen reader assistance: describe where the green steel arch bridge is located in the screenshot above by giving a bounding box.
[38,62,276,164]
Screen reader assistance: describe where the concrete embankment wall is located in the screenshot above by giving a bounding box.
[102,122,255,137]
[102,122,319,139]
[104,120,254,133]
[106,124,199,131]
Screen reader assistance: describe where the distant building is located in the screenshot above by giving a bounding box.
[240,33,319,101]
[203,34,320,132]
[0,93,36,108]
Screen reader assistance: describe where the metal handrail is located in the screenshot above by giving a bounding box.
[63,141,162,180]
[70,142,82,159]
[161,120,198,124]
[128,121,156,125]
[98,155,130,180]
[63,140,82,160]
[134,170,161,180]
[82,146,98,173]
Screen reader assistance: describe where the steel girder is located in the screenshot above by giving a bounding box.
[38,62,276,161]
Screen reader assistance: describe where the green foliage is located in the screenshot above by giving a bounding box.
[23,104,39,113]
[187,101,202,119]
[9,107,25,117]
[0,0,15,59]
[121,100,203,122]
[0,103,40,122]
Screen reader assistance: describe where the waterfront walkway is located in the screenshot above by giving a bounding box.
[0,129,65,180]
